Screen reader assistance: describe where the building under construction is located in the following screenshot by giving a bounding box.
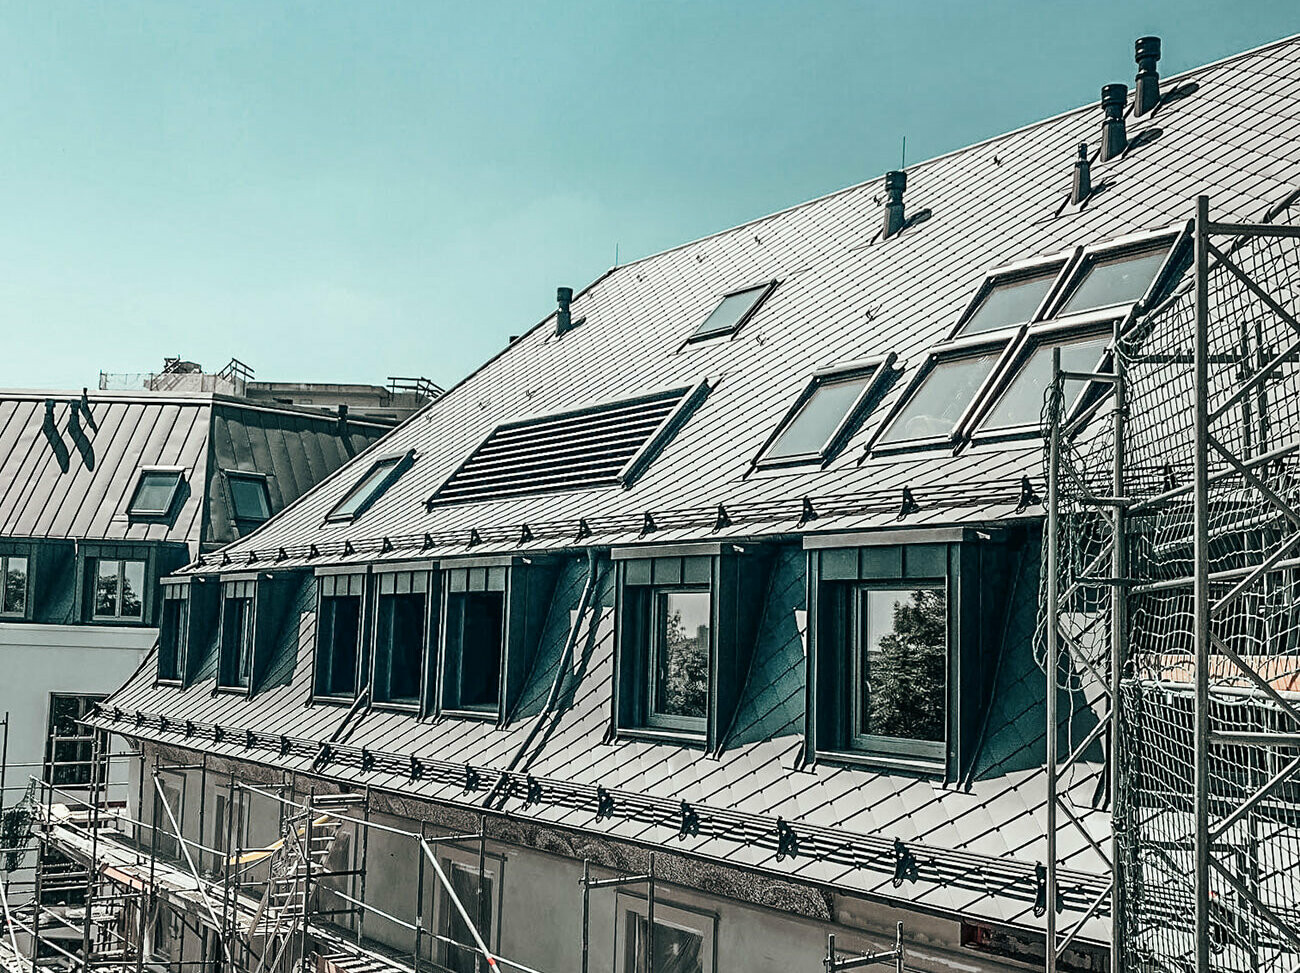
[4,32,1300,973]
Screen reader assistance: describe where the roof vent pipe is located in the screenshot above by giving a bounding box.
[881,170,907,240]
[1134,36,1161,116]
[1100,84,1128,162]
[556,286,574,335]
[1070,143,1092,205]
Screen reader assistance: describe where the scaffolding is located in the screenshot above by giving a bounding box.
[1044,195,1300,972]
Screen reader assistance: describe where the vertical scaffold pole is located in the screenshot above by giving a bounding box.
[477,814,487,973]
[1192,193,1212,973]
[1045,347,1062,973]
[646,852,655,973]
[82,726,103,962]
[413,828,425,971]
[1111,322,1128,966]
[580,860,590,973]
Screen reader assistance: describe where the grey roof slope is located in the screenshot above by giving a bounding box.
[181,34,1300,572]
[0,390,391,550]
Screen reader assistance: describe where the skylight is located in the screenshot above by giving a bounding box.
[956,268,1058,336]
[326,454,409,522]
[761,361,888,464]
[978,333,1111,431]
[430,386,699,506]
[689,282,775,341]
[876,352,1000,446]
[127,470,183,517]
[1057,243,1170,316]
[227,472,272,523]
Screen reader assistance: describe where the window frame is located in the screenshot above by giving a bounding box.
[369,562,437,712]
[683,279,778,345]
[216,576,259,693]
[438,567,509,719]
[644,585,712,734]
[311,569,369,702]
[87,554,150,623]
[324,450,414,524]
[0,547,31,619]
[432,842,504,970]
[945,253,1076,342]
[157,580,191,685]
[225,470,273,526]
[753,354,896,469]
[44,693,109,790]
[126,467,185,519]
[614,891,717,973]
[1045,226,1189,321]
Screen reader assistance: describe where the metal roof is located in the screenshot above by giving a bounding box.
[179,34,1300,572]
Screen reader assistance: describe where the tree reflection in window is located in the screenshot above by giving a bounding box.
[93,559,145,620]
[856,587,946,748]
[652,590,710,723]
[1,555,27,615]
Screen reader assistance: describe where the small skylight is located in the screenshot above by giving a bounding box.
[957,267,1059,336]
[127,470,183,517]
[326,454,409,522]
[979,333,1111,431]
[876,352,1000,446]
[1057,243,1170,316]
[688,281,776,341]
[761,361,888,465]
[227,472,272,523]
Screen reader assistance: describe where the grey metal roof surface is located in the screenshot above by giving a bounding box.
[0,390,393,549]
[179,35,1300,572]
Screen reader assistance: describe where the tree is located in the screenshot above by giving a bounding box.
[867,589,946,741]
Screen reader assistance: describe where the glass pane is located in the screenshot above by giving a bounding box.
[438,864,492,973]
[331,458,399,519]
[229,476,271,521]
[625,912,705,973]
[121,561,145,618]
[981,335,1110,430]
[94,560,119,617]
[766,375,871,460]
[159,599,187,681]
[878,353,999,444]
[1059,246,1169,316]
[653,591,710,720]
[130,471,180,515]
[377,592,425,702]
[221,597,254,687]
[319,595,361,696]
[859,588,946,743]
[453,591,504,709]
[691,285,768,339]
[3,555,27,614]
[959,271,1057,335]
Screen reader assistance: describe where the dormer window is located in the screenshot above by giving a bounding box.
[158,582,190,683]
[757,356,893,467]
[687,281,776,342]
[128,469,183,518]
[372,565,434,708]
[218,579,257,690]
[313,571,366,699]
[1054,238,1177,317]
[326,452,411,523]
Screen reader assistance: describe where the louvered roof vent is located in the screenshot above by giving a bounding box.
[428,384,707,506]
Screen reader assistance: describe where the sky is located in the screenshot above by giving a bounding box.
[0,0,1295,392]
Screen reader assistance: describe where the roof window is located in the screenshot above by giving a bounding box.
[429,384,706,506]
[688,281,776,342]
[1055,241,1172,317]
[978,331,1112,432]
[127,469,183,518]
[875,351,1000,446]
[954,265,1061,337]
[758,357,893,466]
[326,452,411,523]
[227,472,271,523]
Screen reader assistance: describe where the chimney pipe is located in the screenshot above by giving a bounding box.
[555,286,574,335]
[881,170,907,240]
[1071,143,1092,205]
[1100,84,1128,162]
[1134,36,1162,116]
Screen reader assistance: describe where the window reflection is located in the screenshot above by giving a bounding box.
[652,590,710,721]
[980,334,1111,431]
[1059,246,1169,316]
[856,587,946,746]
[1,555,27,615]
[878,353,999,444]
[958,270,1056,336]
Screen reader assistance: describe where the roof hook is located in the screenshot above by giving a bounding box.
[640,512,657,537]
[518,523,534,545]
[467,528,482,548]
[892,838,919,886]
[897,487,921,519]
[712,503,731,532]
[798,497,818,527]
[1016,476,1041,513]
[575,518,592,541]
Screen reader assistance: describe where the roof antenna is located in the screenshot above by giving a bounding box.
[615,242,619,267]
[900,135,906,170]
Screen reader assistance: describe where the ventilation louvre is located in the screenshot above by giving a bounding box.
[429,387,693,505]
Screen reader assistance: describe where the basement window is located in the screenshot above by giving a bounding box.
[127,469,183,518]
[758,358,892,466]
[158,584,190,683]
[92,558,146,620]
[440,566,507,715]
[1055,239,1174,317]
[373,568,433,707]
[314,572,366,699]
[874,350,1001,448]
[977,330,1112,433]
[218,579,257,690]
[1,553,28,617]
[688,281,776,342]
[326,452,411,523]
[227,472,272,524]
[954,263,1062,337]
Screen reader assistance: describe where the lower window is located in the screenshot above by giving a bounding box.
[617,895,715,973]
[647,589,710,731]
[92,558,146,620]
[436,854,498,973]
[158,586,190,682]
[44,694,108,788]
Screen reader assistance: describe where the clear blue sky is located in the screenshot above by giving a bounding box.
[0,1,1294,391]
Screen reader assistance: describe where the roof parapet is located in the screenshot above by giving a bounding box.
[1134,36,1162,116]
[881,170,907,240]
[1100,83,1128,161]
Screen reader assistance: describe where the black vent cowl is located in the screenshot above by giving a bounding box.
[881,170,907,240]
[1071,143,1092,205]
[1100,83,1128,162]
[1134,36,1161,116]
[556,286,575,335]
